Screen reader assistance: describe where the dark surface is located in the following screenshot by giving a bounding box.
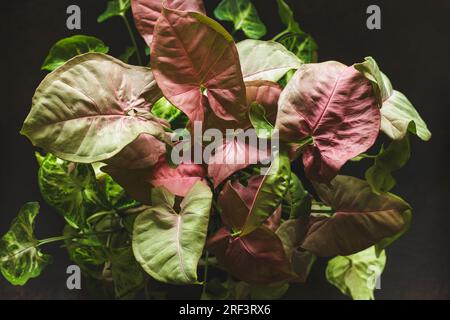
[0,0,449,299]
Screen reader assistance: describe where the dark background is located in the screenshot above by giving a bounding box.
[1,0,449,299]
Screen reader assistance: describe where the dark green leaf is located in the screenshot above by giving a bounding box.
[276,0,302,33]
[283,173,311,220]
[214,0,267,39]
[110,247,145,299]
[0,203,52,285]
[365,134,411,194]
[41,35,109,71]
[118,46,136,63]
[37,153,106,229]
[98,0,131,23]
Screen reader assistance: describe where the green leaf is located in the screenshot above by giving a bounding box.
[276,0,302,33]
[283,173,311,220]
[326,246,386,300]
[214,0,267,39]
[110,247,145,299]
[240,149,291,236]
[133,182,212,284]
[41,35,109,71]
[237,40,303,82]
[0,203,52,285]
[355,57,431,141]
[365,134,411,194]
[37,153,105,229]
[63,225,107,280]
[279,33,318,64]
[118,46,136,63]
[151,96,186,126]
[22,53,169,164]
[249,102,274,139]
[100,174,139,211]
[98,0,131,23]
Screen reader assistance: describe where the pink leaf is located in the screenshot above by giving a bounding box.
[276,62,380,182]
[151,7,247,123]
[131,0,205,46]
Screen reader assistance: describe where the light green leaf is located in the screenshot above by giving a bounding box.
[249,102,274,139]
[110,247,145,299]
[118,46,136,63]
[41,35,109,71]
[98,0,131,23]
[21,53,169,164]
[214,0,266,39]
[237,39,303,82]
[99,174,139,211]
[365,134,411,194]
[276,0,302,33]
[37,153,105,229]
[151,96,183,123]
[355,57,431,141]
[240,150,291,236]
[0,203,52,285]
[132,182,212,284]
[326,246,386,300]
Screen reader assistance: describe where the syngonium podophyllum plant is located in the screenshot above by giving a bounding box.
[0,0,431,300]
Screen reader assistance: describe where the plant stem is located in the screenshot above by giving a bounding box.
[37,235,73,246]
[121,14,143,65]
[202,251,209,297]
[86,210,117,225]
[271,29,290,42]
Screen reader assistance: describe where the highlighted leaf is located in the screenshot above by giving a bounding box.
[133,182,212,284]
[151,7,247,123]
[98,0,131,23]
[276,62,380,182]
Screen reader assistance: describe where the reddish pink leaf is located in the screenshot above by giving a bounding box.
[149,157,206,197]
[105,133,166,169]
[207,227,293,284]
[217,181,248,230]
[151,7,247,123]
[276,62,380,182]
[131,0,205,46]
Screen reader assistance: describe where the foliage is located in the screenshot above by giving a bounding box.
[1,0,430,301]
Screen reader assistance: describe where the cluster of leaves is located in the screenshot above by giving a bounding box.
[0,0,431,300]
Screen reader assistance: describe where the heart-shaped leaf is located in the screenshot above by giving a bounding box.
[21,53,170,164]
[303,175,412,256]
[355,57,431,141]
[37,153,106,229]
[0,203,52,286]
[214,0,266,39]
[326,246,386,300]
[275,61,380,182]
[151,7,247,123]
[207,227,293,284]
[131,0,206,46]
[132,182,212,284]
[237,40,303,82]
[41,35,109,71]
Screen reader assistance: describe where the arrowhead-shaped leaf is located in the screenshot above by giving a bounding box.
[237,40,303,82]
[151,7,247,123]
[41,35,109,71]
[326,246,386,300]
[355,57,431,141]
[131,0,206,46]
[132,182,212,284]
[0,203,52,286]
[303,175,412,256]
[214,0,266,39]
[276,62,380,182]
[21,53,170,164]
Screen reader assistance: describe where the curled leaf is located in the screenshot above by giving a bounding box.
[276,62,380,182]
